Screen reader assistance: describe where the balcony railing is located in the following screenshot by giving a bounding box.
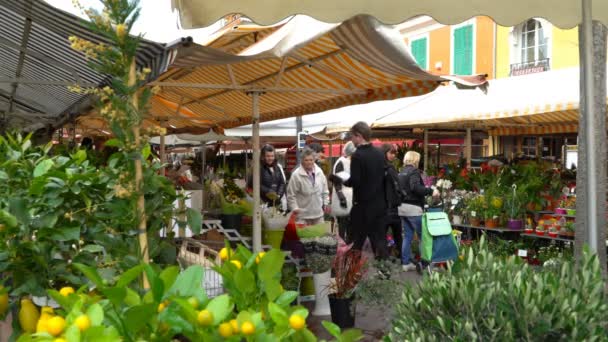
[509,58,550,76]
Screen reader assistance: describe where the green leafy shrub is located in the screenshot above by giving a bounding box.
[386,238,608,341]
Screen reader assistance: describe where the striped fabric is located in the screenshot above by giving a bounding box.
[147,14,485,131]
[0,0,166,130]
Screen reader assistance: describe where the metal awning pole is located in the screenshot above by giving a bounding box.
[201,143,206,211]
[423,129,428,172]
[252,92,262,252]
[465,128,472,169]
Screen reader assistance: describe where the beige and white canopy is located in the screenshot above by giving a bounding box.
[171,0,608,29]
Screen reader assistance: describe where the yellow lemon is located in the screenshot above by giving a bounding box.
[46,316,66,336]
[0,286,9,316]
[289,314,306,330]
[59,287,74,297]
[241,321,255,335]
[219,247,231,261]
[255,252,266,264]
[218,322,233,337]
[18,298,39,333]
[187,297,199,309]
[36,318,49,333]
[41,306,54,315]
[230,260,242,269]
[75,314,91,331]
[54,339,68,342]
[229,319,239,333]
[197,309,213,326]
[157,302,166,313]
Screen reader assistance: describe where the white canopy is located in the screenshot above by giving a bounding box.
[171,0,608,29]
[150,131,244,145]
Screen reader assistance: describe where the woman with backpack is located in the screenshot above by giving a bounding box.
[331,142,356,242]
[381,144,403,260]
[398,151,439,271]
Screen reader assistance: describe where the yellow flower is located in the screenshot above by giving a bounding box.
[115,24,127,38]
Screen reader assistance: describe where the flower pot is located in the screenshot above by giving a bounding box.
[312,271,331,316]
[263,229,285,249]
[452,215,463,225]
[485,219,498,228]
[221,213,242,231]
[548,232,558,238]
[507,219,523,230]
[555,208,567,215]
[566,209,576,216]
[300,276,315,296]
[524,228,534,234]
[535,230,545,236]
[329,294,355,328]
[469,217,481,226]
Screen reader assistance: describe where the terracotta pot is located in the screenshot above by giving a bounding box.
[469,218,481,226]
[485,219,498,228]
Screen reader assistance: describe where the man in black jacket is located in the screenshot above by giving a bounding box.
[247,144,286,206]
[332,122,388,259]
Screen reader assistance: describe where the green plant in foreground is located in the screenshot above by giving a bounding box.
[386,237,608,341]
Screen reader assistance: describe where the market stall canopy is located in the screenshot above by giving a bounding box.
[149,14,487,129]
[150,131,244,145]
[171,0,608,29]
[0,0,167,131]
[370,67,604,136]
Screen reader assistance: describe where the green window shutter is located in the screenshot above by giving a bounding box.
[453,25,473,75]
[411,38,428,69]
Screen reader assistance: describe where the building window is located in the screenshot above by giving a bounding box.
[453,24,473,75]
[520,19,548,64]
[411,37,428,69]
[510,19,551,76]
[522,137,537,156]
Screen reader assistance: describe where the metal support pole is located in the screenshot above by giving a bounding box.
[201,143,206,211]
[296,116,303,165]
[252,92,262,252]
[576,0,607,259]
[465,128,472,169]
[423,129,429,172]
[159,119,167,176]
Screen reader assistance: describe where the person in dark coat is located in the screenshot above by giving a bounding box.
[247,144,286,206]
[398,151,439,271]
[381,143,403,260]
[331,122,388,259]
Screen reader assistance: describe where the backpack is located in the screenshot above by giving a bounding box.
[384,164,403,209]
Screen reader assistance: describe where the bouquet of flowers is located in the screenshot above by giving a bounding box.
[300,234,338,274]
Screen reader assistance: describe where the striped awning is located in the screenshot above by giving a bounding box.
[0,0,167,131]
[367,67,597,135]
[141,15,486,131]
[171,0,608,30]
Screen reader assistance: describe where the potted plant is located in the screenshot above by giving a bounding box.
[220,177,246,231]
[483,207,501,228]
[565,196,577,216]
[535,225,546,236]
[555,196,568,215]
[449,190,468,225]
[299,234,338,316]
[327,248,367,329]
[465,194,484,226]
[261,195,291,249]
[548,227,558,238]
[561,221,575,237]
[505,185,526,230]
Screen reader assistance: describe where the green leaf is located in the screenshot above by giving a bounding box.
[124,303,156,332]
[72,149,87,164]
[264,279,283,301]
[291,308,309,320]
[275,290,298,308]
[73,263,104,288]
[9,198,30,225]
[102,287,127,308]
[0,210,18,228]
[116,264,145,288]
[234,268,256,294]
[47,289,72,311]
[64,323,81,342]
[205,294,233,325]
[34,159,54,177]
[159,266,180,291]
[268,302,288,325]
[322,320,341,338]
[296,328,318,342]
[51,226,81,241]
[159,305,195,335]
[103,139,120,147]
[81,245,104,253]
[186,208,202,235]
[258,249,284,282]
[167,265,203,298]
[143,264,164,303]
[124,288,141,307]
[86,303,104,326]
[142,144,151,160]
[37,214,58,229]
[340,328,363,341]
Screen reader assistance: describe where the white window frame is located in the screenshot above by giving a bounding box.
[409,33,430,70]
[450,18,477,75]
[509,18,552,68]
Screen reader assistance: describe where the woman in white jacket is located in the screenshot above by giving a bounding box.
[287,148,330,225]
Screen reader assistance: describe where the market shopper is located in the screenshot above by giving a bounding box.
[247,144,286,207]
[331,121,388,259]
[398,151,440,271]
[381,143,403,260]
[331,141,356,242]
[286,147,330,225]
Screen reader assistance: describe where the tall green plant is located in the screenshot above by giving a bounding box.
[386,238,608,341]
